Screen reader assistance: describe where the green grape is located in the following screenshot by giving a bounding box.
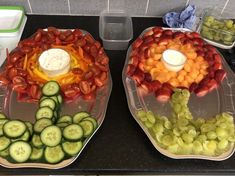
[223,34,233,42]
[216,127,228,139]
[193,140,203,155]
[219,122,227,129]
[205,16,215,23]
[164,120,172,129]
[173,104,181,114]
[180,143,193,155]
[206,131,217,140]
[173,128,181,136]
[201,123,215,133]
[146,111,156,124]
[203,140,217,156]
[202,25,209,32]
[167,143,179,154]
[188,128,197,138]
[197,134,207,143]
[225,19,234,29]
[152,123,164,134]
[145,121,154,128]
[177,118,189,127]
[177,138,184,147]
[182,133,194,144]
[136,110,146,119]
[162,135,174,146]
[228,135,235,142]
[218,139,229,150]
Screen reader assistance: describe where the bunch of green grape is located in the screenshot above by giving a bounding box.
[136,89,235,156]
[200,15,235,45]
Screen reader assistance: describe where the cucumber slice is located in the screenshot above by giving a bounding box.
[39,98,56,110]
[0,119,9,136]
[57,94,63,105]
[42,81,60,96]
[40,125,62,147]
[34,118,53,134]
[30,147,44,161]
[36,107,54,120]
[32,134,43,148]
[73,112,90,124]
[16,130,30,142]
[83,117,98,129]
[62,124,83,141]
[0,148,9,157]
[79,120,94,137]
[9,141,32,163]
[57,115,72,124]
[56,122,69,128]
[0,113,7,119]
[62,141,83,156]
[0,136,11,151]
[25,121,33,135]
[44,145,64,164]
[3,120,26,139]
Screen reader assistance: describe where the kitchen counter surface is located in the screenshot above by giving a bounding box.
[1,15,235,175]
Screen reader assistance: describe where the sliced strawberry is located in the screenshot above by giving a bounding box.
[143,36,154,44]
[132,37,143,49]
[207,79,218,92]
[144,73,152,82]
[130,56,139,67]
[153,31,162,38]
[138,62,145,72]
[143,29,154,37]
[189,82,198,92]
[144,48,151,58]
[162,82,173,92]
[191,32,201,38]
[126,64,136,77]
[150,80,162,91]
[132,69,145,85]
[213,62,222,70]
[213,54,222,64]
[199,77,210,87]
[194,86,209,97]
[173,32,185,39]
[140,81,153,92]
[139,43,149,52]
[163,30,173,36]
[155,88,171,103]
[152,26,163,33]
[214,69,227,84]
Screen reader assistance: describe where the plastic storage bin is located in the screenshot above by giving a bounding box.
[99,11,133,50]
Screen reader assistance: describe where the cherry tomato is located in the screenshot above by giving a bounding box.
[48,27,60,36]
[8,68,18,80]
[73,29,83,37]
[83,71,93,80]
[34,31,42,42]
[75,38,86,47]
[79,81,91,95]
[94,77,104,87]
[72,68,83,75]
[10,51,23,63]
[84,34,94,44]
[17,69,27,77]
[64,88,77,98]
[12,76,26,84]
[83,91,96,100]
[29,84,41,99]
[20,46,32,54]
[13,83,27,93]
[0,76,9,86]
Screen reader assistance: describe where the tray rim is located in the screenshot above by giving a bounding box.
[122,26,235,161]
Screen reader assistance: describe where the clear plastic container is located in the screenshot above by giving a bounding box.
[198,8,235,49]
[99,10,133,50]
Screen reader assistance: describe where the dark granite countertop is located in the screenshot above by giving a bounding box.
[1,15,235,175]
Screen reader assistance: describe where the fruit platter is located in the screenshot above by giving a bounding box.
[0,27,112,168]
[122,27,235,160]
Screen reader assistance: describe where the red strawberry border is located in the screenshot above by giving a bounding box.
[126,27,227,102]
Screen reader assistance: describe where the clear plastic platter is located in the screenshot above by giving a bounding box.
[0,29,112,169]
[122,27,235,161]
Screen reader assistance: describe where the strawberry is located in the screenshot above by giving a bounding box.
[213,62,222,70]
[138,62,145,72]
[208,70,215,78]
[126,64,136,77]
[153,31,162,38]
[193,38,204,46]
[143,29,154,37]
[207,79,218,92]
[204,44,217,54]
[173,32,185,39]
[140,81,153,92]
[189,82,198,92]
[150,80,162,91]
[130,48,139,57]
[163,30,173,36]
[152,26,163,33]
[185,32,194,39]
[214,69,226,84]
[194,86,209,97]
[199,77,210,87]
[132,69,145,85]
[143,36,154,44]
[191,32,201,38]
[155,88,171,103]
[162,82,173,92]
[132,37,143,49]
[144,48,151,58]
[130,56,139,67]
[144,73,152,82]
[196,50,205,57]
[213,54,222,64]
[158,38,169,46]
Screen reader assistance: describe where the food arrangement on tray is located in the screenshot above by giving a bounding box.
[123,26,235,160]
[0,27,109,103]
[0,27,112,168]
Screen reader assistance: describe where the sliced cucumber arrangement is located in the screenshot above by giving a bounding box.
[0,81,98,164]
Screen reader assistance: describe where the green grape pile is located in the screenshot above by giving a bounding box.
[136,89,235,156]
[200,15,235,45]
